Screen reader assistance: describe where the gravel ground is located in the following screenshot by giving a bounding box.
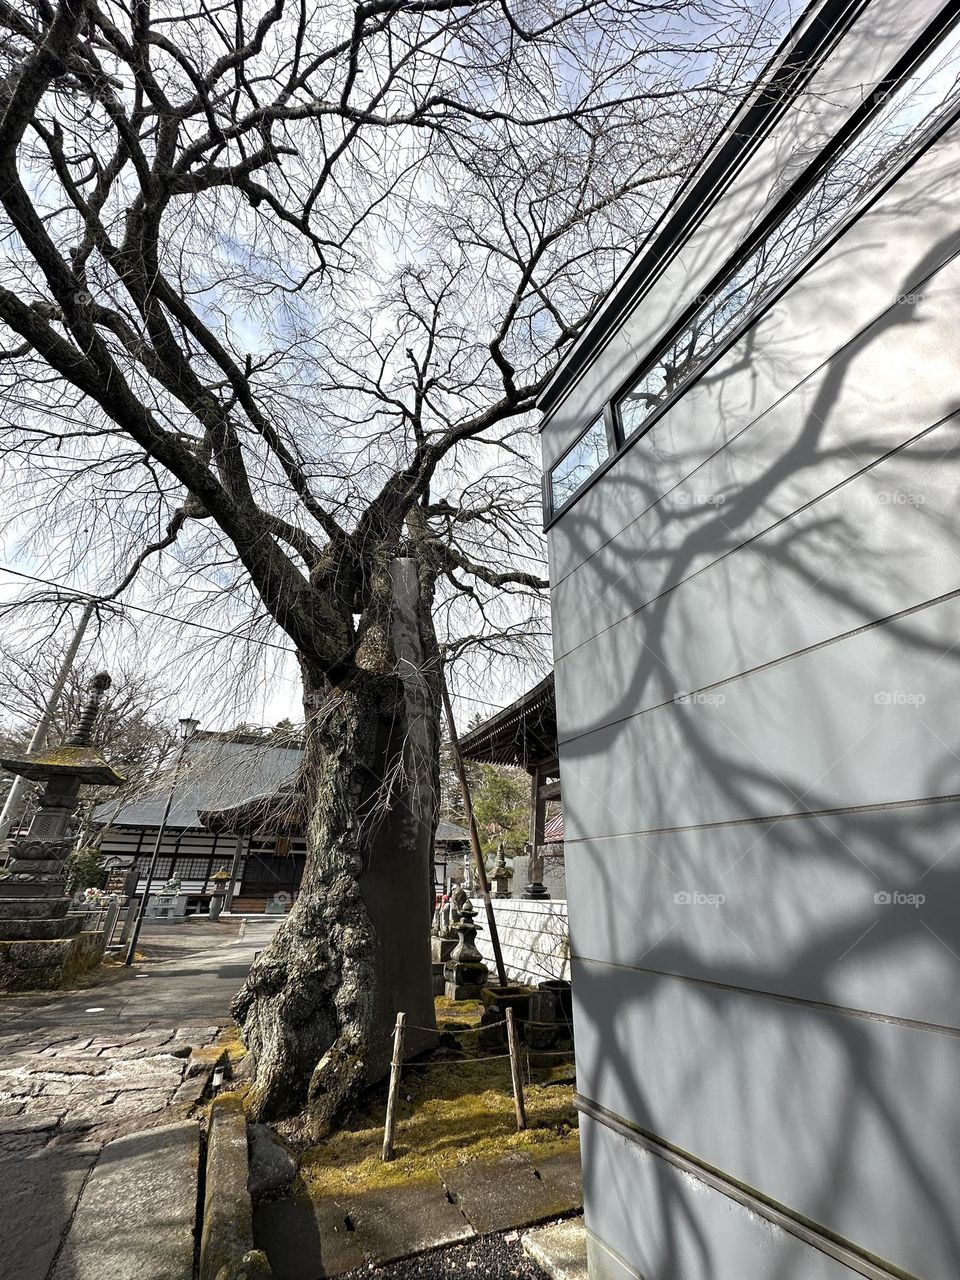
[342,1223,573,1280]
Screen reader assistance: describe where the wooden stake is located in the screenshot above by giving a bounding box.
[381,1011,407,1161]
[440,674,509,988]
[506,1008,527,1131]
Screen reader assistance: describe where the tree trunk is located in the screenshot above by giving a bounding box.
[232,559,440,1132]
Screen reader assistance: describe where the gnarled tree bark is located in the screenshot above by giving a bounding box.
[233,560,441,1131]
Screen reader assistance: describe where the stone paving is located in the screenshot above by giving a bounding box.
[0,1021,222,1156]
[0,1020,224,1280]
[0,917,280,1280]
[256,1146,582,1279]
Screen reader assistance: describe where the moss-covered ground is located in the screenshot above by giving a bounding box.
[299,998,578,1197]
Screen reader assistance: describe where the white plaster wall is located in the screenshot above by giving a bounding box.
[469,898,570,984]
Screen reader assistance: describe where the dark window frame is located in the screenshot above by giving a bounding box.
[543,7,960,530]
[547,413,612,519]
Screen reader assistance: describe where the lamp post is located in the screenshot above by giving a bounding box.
[124,716,199,966]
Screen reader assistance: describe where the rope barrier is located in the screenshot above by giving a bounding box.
[381,1009,577,1160]
[412,1017,572,1032]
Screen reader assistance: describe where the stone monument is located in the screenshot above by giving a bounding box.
[490,843,513,898]
[443,900,489,1000]
[0,672,124,990]
[145,874,189,924]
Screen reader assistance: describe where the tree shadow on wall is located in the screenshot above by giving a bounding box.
[553,199,960,1280]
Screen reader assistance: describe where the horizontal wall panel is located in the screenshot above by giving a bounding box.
[564,801,960,1028]
[555,419,960,734]
[553,270,960,661]
[580,1115,868,1280]
[559,592,960,840]
[571,959,960,1280]
[541,0,946,467]
[548,122,960,589]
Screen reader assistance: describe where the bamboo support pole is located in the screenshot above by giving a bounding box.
[506,1008,527,1131]
[440,675,509,988]
[381,1011,407,1161]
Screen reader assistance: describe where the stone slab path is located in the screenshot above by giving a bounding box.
[255,1147,583,1280]
[0,918,279,1280]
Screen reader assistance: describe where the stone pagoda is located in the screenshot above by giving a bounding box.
[444,900,489,1000]
[0,672,124,990]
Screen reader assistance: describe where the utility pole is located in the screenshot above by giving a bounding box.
[440,674,509,988]
[124,717,199,966]
[0,597,98,847]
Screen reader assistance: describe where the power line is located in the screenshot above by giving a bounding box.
[0,564,291,651]
[0,564,521,716]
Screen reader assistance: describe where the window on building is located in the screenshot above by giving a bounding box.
[174,857,217,880]
[136,856,173,880]
[618,17,960,440]
[548,415,609,514]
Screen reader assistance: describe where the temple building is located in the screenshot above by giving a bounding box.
[96,731,462,911]
[95,733,307,913]
[539,1,960,1277]
[459,674,565,899]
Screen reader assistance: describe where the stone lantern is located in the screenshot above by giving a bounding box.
[0,672,124,990]
[208,868,231,921]
[443,901,489,1000]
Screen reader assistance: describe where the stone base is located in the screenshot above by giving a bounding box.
[0,930,106,992]
[0,914,82,941]
[432,962,446,996]
[445,981,486,1001]
[0,896,70,919]
[431,935,456,964]
[444,960,489,992]
[0,877,67,898]
[522,1219,588,1280]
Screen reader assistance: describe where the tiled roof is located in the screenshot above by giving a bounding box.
[458,674,556,768]
[93,738,303,830]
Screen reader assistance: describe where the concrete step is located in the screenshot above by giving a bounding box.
[0,915,82,941]
[523,1219,588,1280]
[0,1145,98,1280]
[51,1121,199,1280]
[0,896,69,920]
[0,878,67,898]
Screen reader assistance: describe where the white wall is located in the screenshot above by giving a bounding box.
[469,898,569,985]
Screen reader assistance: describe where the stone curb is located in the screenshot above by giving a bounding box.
[522,1218,588,1280]
[199,1097,273,1280]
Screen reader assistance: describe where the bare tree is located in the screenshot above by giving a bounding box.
[0,0,778,1128]
[0,643,178,824]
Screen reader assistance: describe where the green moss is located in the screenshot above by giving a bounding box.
[206,1084,252,1114]
[300,1006,578,1198]
[434,996,484,1028]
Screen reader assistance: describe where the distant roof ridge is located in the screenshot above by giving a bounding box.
[195,727,305,748]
